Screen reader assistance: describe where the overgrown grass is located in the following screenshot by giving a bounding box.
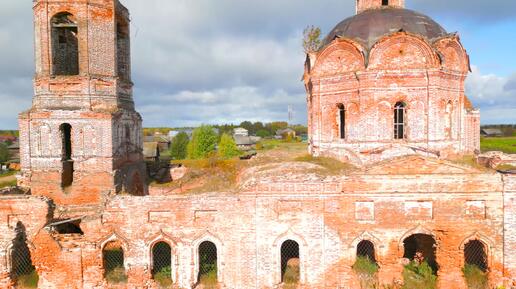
[153,266,173,288]
[105,266,127,284]
[282,261,300,289]
[480,137,516,154]
[199,268,218,289]
[0,179,17,188]
[15,270,39,288]
[0,170,16,177]
[463,264,488,289]
[402,261,437,289]
[294,154,354,175]
[353,256,379,289]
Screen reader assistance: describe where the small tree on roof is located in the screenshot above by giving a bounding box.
[303,25,322,53]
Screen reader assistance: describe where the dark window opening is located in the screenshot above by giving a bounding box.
[10,222,39,287]
[403,234,439,273]
[198,241,217,285]
[103,241,127,284]
[338,104,346,139]
[152,242,172,286]
[117,18,130,81]
[60,123,74,188]
[281,240,300,284]
[50,219,84,235]
[60,123,72,161]
[51,13,79,75]
[394,102,406,140]
[464,240,488,272]
[357,240,376,264]
[382,0,389,5]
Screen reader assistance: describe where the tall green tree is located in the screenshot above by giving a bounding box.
[218,134,241,159]
[187,125,218,159]
[0,143,9,163]
[169,132,189,160]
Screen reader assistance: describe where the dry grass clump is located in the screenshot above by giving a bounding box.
[294,154,355,175]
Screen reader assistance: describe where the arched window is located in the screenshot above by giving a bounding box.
[445,101,453,139]
[198,241,217,286]
[152,242,172,286]
[464,240,488,272]
[60,123,73,188]
[10,222,38,287]
[51,12,79,75]
[403,234,438,273]
[102,241,127,284]
[338,104,346,139]
[281,240,300,285]
[117,17,130,80]
[357,240,376,264]
[394,102,406,140]
[382,0,389,5]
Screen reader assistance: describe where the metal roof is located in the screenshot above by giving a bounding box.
[321,7,448,51]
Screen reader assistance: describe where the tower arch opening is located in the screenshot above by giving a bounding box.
[51,12,79,76]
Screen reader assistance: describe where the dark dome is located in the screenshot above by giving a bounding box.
[321,8,448,51]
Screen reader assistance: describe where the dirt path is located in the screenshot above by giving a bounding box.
[0,174,16,183]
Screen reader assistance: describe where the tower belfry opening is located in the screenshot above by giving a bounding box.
[51,13,79,76]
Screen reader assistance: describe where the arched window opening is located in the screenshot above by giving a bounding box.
[152,242,172,286]
[281,240,300,285]
[103,241,127,284]
[394,102,406,140]
[445,101,453,139]
[51,12,79,75]
[10,222,39,288]
[357,240,376,264]
[198,241,218,286]
[464,240,488,272]
[117,17,130,81]
[60,123,74,188]
[338,104,346,139]
[403,234,438,273]
[382,0,389,6]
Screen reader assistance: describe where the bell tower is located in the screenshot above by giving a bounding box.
[356,0,405,14]
[18,0,147,205]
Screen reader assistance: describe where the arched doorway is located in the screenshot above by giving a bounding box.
[152,241,172,286]
[198,241,218,286]
[403,234,438,273]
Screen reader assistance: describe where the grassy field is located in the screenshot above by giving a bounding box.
[480,137,516,154]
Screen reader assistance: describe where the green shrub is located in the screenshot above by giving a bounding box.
[187,125,218,159]
[0,143,9,163]
[402,261,437,289]
[353,256,378,289]
[218,134,241,159]
[169,132,189,160]
[154,266,173,288]
[105,266,127,284]
[15,270,39,288]
[463,264,488,289]
[256,129,271,138]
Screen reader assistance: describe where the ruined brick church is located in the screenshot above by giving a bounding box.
[0,0,514,288]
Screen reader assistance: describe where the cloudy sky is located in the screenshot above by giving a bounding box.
[0,0,515,129]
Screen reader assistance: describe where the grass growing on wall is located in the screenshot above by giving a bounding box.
[153,266,173,288]
[463,264,488,289]
[352,256,379,289]
[402,261,437,289]
[480,137,516,154]
[15,270,39,288]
